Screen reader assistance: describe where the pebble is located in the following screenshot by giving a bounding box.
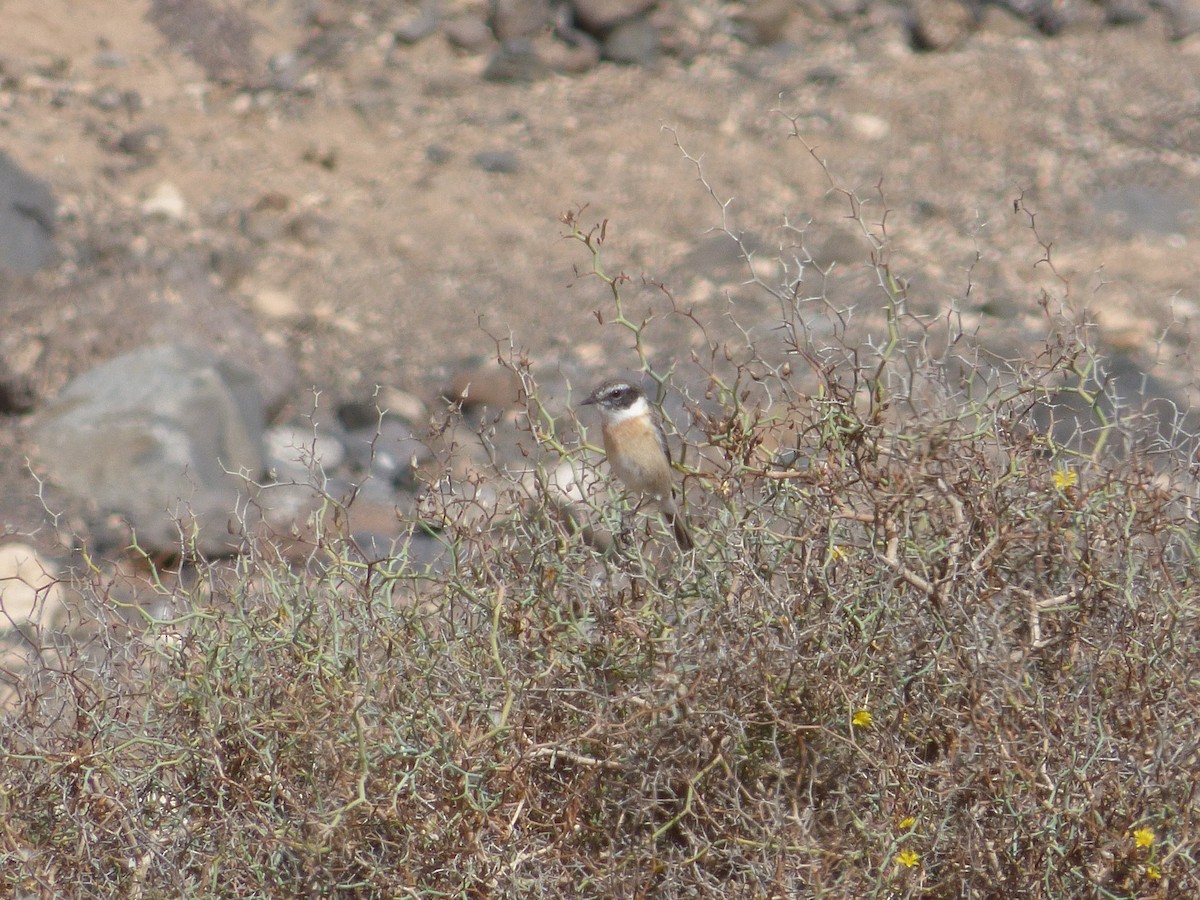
[473,150,521,174]
[141,181,187,220]
[572,0,657,33]
[376,387,429,425]
[251,286,303,321]
[116,126,167,161]
[848,112,890,141]
[444,16,495,53]
[601,18,660,65]
[491,0,553,41]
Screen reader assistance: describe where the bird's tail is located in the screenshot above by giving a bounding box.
[666,511,694,551]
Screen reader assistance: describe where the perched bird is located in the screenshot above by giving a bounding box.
[581,379,693,551]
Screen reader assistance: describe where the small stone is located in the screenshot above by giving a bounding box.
[94,50,128,68]
[820,0,868,19]
[1104,0,1148,24]
[141,181,187,220]
[285,211,336,246]
[444,16,495,53]
[732,0,795,45]
[116,126,167,160]
[377,387,430,425]
[251,287,302,320]
[91,86,125,110]
[425,144,454,164]
[394,10,440,45]
[490,0,554,41]
[805,64,841,86]
[301,143,338,170]
[396,0,444,45]
[906,0,977,51]
[1160,0,1200,39]
[601,18,659,64]
[572,0,657,33]
[848,112,890,140]
[473,150,521,173]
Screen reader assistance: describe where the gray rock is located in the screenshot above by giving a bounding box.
[1104,0,1148,24]
[818,0,869,20]
[732,0,795,45]
[473,150,522,173]
[115,125,167,161]
[444,16,495,52]
[31,343,267,557]
[1153,0,1200,38]
[94,49,129,68]
[394,1,441,45]
[425,144,454,164]
[601,18,660,64]
[906,0,978,50]
[490,0,553,41]
[0,152,56,275]
[571,0,657,33]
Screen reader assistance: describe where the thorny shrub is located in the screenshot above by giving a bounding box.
[3,135,1199,898]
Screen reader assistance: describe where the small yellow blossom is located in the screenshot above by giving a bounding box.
[1052,468,1078,490]
[1133,827,1155,849]
[895,849,920,869]
[1146,864,1162,881]
[829,545,846,562]
[852,709,874,728]
[898,816,916,830]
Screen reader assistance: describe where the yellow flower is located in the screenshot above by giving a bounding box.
[1146,864,1162,881]
[1133,827,1155,849]
[1052,468,1078,490]
[829,545,846,562]
[898,816,916,830]
[895,849,920,869]
[852,709,873,728]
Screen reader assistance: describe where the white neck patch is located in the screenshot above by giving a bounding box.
[607,394,649,424]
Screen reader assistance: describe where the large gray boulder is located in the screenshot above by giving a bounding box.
[31,343,267,557]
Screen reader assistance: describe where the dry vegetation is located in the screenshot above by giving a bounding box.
[4,151,1200,899]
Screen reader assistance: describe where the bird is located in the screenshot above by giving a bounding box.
[581,378,694,551]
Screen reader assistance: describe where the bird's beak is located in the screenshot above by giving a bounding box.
[580,394,596,407]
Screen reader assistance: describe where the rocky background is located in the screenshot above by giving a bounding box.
[2,0,1200,635]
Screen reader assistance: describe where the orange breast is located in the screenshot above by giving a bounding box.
[602,416,672,500]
